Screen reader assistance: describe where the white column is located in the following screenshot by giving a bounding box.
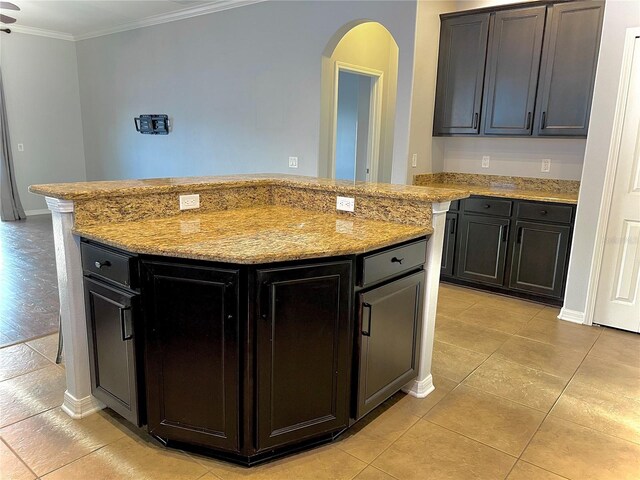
[46,197,105,418]
[403,201,450,398]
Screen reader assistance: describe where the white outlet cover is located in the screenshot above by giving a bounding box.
[288,156,298,168]
[336,196,355,212]
[482,156,490,168]
[179,194,200,210]
[411,154,418,168]
[17,143,24,152]
[541,159,551,172]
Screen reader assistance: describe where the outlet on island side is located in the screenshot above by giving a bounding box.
[336,196,355,212]
[288,156,298,168]
[482,156,490,168]
[179,194,200,210]
[541,158,551,173]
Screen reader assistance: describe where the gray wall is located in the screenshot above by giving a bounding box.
[0,33,86,213]
[76,0,417,183]
[562,0,640,317]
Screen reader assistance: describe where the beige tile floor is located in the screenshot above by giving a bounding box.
[1,284,639,479]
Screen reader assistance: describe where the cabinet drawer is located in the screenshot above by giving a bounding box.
[81,242,135,289]
[517,202,573,224]
[463,197,513,217]
[361,239,427,287]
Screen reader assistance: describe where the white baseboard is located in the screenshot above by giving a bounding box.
[26,209,51,216]
[402,374,435,399]
[558,307,585,324]
[61,390,105,419]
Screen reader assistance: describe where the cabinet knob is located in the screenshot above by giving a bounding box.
[391,257,404,265]
[484,204,491,209]
[94,260,111,269]
[540,210,548,215]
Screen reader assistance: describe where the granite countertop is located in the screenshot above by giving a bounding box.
[414,173,580,205]
[30,173,468,204]
[75,205,431,264]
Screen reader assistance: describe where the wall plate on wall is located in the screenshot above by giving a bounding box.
[134,114,169,135]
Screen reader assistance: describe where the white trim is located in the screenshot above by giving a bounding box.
[403,374,435,399]
[74,0,268,41]
[432,201,452,216]
[330,61,384,183]
[9,0,267,42]
[9,25,75,41]
[583,27,640,327]
[61,391,105,419]
[558,307,586,324]
[45,197,74,213]
[25,208,52,216]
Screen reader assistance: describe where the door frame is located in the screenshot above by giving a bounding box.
[330,61,384,182]
[583,27,640,326]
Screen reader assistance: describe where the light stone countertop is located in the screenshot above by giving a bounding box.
[74,205,431,264]
[414,173,579,205]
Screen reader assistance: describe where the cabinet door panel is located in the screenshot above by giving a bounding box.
[143,262,239,452]
[509,221,571,298]
[482,6,546,135]
[434,13,490,135]
[456,214,510,285]
[357,270,424,419]
[441,213,458,277]
[534,1,604,136]
[84,278,141,426]
[256,261,352,451]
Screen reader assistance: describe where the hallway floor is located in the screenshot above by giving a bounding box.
[0,282,639,479]
[0,215,59,347]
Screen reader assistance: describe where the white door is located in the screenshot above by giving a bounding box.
[594,33,640,332]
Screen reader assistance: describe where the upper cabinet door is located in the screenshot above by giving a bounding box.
[482,6,546,135]
[534,1,604,137]
[434,13,490,135]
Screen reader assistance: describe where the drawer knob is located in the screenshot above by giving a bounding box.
[540,210,548,215]
[94,260,111,269]
[391,257,404,264]
[484,204,491,209]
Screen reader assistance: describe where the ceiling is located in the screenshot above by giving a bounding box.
[1,1,265,41]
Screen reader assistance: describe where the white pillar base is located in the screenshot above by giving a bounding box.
[61,391,105,419]
[403,374,435,399]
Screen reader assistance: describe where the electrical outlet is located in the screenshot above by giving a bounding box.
[179,194,200,210]
[336,196,355,212]
[541,158,551,173]
[17,143,24,152]
[288,156,298,168]
[411,153,418,168]
[482,156,490,168]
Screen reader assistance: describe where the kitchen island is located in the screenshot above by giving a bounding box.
[30,174,467,465]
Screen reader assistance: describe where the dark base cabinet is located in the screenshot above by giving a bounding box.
[81,237,428,466]
[255,261,352,451]
[142,261,240,452]
[441,197,575,305]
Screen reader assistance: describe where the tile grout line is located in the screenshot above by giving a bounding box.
[0,436,39,479]
[508,326,605,477]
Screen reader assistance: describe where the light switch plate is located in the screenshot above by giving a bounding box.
[179,194,200,210]
[411,154,418,168]
[336,196,355,212]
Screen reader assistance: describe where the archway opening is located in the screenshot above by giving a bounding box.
[319,21,400,183]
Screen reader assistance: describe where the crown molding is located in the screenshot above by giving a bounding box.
[9,24,75,42]
[73,0,268,41]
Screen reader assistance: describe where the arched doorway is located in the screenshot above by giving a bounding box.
[319,21,399,183]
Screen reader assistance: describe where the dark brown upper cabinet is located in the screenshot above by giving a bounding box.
[534,1,604,136]
[482,6,546,135]
[433,13,490,135]
[434,0,604,138]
